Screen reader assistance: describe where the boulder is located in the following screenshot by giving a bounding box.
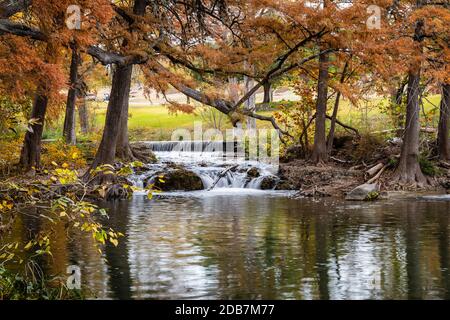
[151,169,204,191]
[345,183,379,201]
[260,175,278,190]
[275,179,295,190]
[247,167,260,178]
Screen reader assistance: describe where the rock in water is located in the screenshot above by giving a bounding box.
[345,183,379,201]
[153,169,204,191]
[260,175,278,190]
[246,167,260,178]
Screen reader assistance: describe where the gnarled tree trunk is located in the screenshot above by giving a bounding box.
[437,83,450,160]
[19,92,48,171]
[393,70,427,185]
[311,51,329,164]
[63,43,80,145]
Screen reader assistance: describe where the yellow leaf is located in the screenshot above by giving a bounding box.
[109,238,118,247]
[24,241,33,250]
[62,163,69,168]
[147,192,153,200]
[59,211,67,217]
[51,161,58,167]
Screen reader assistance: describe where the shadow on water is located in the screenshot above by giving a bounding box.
[3,194,450,299]
[101,200,133,300]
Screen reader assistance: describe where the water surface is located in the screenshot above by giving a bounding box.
[7,191,450,300]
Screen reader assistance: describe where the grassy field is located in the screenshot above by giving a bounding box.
[43,95,442,141]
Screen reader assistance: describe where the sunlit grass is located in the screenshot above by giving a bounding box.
[44,94,442,141]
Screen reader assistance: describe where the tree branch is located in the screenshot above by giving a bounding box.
[86,46,148,66]
[0,0,32,18]
[0,18,46,40]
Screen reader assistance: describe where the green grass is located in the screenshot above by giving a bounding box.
[93,104,203,130]
[43,94,442,141]
[91,102,274,140]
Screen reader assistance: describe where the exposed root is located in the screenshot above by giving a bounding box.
[389,168,433,189]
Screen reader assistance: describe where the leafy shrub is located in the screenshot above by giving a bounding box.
[41,141,87,169]
[0,137,23,176]
[419,155,441,176]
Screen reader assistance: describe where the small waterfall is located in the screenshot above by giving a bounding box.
[144,140,239,152]
[130,140,279,191]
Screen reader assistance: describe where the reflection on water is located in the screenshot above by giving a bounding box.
[4,193,450,299]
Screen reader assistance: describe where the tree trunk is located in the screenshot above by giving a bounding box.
[115,66,134,160]
[244,75,256,130]
[77,95,89,134]
[393,70,427,185]
[87,0,147,171]
[437,83,450,160]
[391,79,407,134]
[311,51,329,164]
[394,11,428,186]
[89,65,133,170]
[113,0,147,160]
[62,44,80,145]
[19,92,48,170]
[326,91,341,154]
[326,61,348,154]
[263,81,273,104]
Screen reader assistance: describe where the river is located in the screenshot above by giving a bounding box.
[3,145,450,299]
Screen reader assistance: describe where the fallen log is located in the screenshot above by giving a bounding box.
[366,163,384,177]
[366,164,388,184]
[207,165,238,191]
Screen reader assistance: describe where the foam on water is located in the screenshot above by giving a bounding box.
[130,141,280,191]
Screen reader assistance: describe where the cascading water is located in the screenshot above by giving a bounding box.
[129,141,279,191]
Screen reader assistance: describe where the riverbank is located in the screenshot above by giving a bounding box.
[279,159,450,199]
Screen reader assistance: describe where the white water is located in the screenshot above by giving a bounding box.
[129,141,279,191]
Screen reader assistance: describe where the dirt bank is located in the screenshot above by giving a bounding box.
[279,159,449,198]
